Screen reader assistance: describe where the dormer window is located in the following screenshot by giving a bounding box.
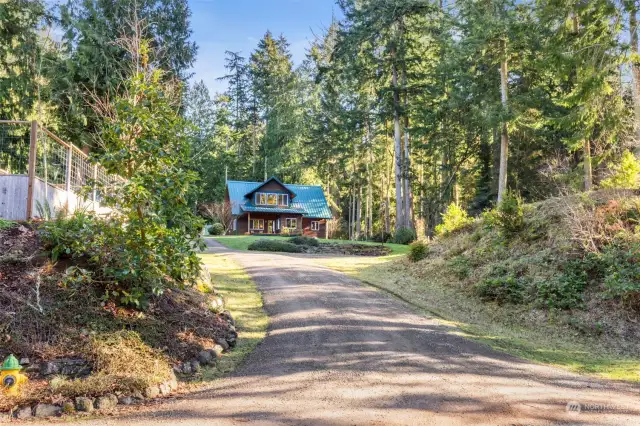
[255,192,289,207]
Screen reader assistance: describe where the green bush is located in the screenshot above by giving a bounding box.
[209,223,225,236]
[474,274,527,304]
[393,227,417,245]
[601,151,640,189]
[435,203,474,236]
[448,255,472,279]
[601,241,640,310]
[248,239,303,253]
[41,211,203,308]
[484,192,524,236]
[536,259,590,309]
[45,69,205,308]
[289,235,319,246]
[408,241,429,262]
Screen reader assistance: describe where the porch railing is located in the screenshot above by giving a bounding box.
[0,120,123,220]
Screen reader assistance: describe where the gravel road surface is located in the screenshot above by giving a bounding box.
[41,241,640,425]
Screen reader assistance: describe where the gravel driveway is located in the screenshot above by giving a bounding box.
[61,241,639,425]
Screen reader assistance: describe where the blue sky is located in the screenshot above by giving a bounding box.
[188,0,340,94]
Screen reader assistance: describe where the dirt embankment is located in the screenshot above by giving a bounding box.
[0,222,236,414]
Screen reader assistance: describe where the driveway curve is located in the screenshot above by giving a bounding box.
[65,241,639,425]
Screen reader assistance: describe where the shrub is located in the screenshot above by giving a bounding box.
[474,275,527,305]
[408,240,429,262]
[289,235,319,246]
[601,151,640,189]
[43,69,206,308]
[393,227,417,245]
[447,255,472,279]
[536,259,590,309]
[41,210,203,308]
[601,241,640,310]
[484,192,524,236]
[209,223,225,236]
[435,203,474,236]
[248,239,303,253]
[371,231,392,243]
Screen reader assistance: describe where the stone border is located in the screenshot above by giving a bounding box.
[9,374,178,420]
[4,310,237,421]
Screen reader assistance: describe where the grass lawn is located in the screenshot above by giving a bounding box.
[211,235,410,256]
[313,255,640,383]
[197,251,268,381]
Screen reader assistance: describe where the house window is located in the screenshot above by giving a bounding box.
[250,219,264,230]
[255,193,267,205]
[311,221,320,231]
[255,192,288,206]
[285,218,297,229]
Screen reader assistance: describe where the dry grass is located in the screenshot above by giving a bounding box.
[49,331,173,397]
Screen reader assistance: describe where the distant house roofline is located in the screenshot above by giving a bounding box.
[243,176,297,199]
[225,178,332,219]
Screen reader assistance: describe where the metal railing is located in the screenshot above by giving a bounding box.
[0,120,123,219]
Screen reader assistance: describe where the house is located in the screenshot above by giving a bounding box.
[225,177,333,238]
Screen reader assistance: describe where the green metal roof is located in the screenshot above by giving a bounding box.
[227,179,332,219]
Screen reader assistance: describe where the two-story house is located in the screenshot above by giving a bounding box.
[225,177,333,238]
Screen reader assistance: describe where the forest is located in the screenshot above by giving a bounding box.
[3,0,640,240]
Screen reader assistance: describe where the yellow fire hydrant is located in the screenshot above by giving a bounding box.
[1,355,27,396]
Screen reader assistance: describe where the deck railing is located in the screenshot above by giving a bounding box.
[0,120,123,219]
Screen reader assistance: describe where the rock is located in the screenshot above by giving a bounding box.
[190,360,201,373]
[172,364,182,374]
[181,362,192,374]
[132,391,144,400]
[19,357,30,365]
[34,404,61,418]
[39,361,59,376]
[210,345,224,358]
[166,377,178,391]
[222,310,235,325]
[158,382,171,396]
[75,397,94,413]
[62,401,75,414]
[118,396,135,406]
[197,349,213,365]
[214,337,230,351]
[39,358,92,377]
[14,406,32,419]
[95,394,118,410]
[226,334,237,348]
[143,385,160,399]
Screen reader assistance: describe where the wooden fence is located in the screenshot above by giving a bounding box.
[0,120,121,220]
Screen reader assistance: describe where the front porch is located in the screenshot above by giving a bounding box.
[238,212,304,236]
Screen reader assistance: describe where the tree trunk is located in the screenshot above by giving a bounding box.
[401,28,413,230]
[497,50,509,203]
[403,111,412,229]
[392,52,404,230]
[584,139,593,191]
[356,186,362,239]
[366,146,373,238]
[631,4,640,154]
[348,193,353,240]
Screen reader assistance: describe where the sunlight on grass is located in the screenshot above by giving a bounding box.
[314,255,640,383]
[210,235,410,255]
[197,252,268,381]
